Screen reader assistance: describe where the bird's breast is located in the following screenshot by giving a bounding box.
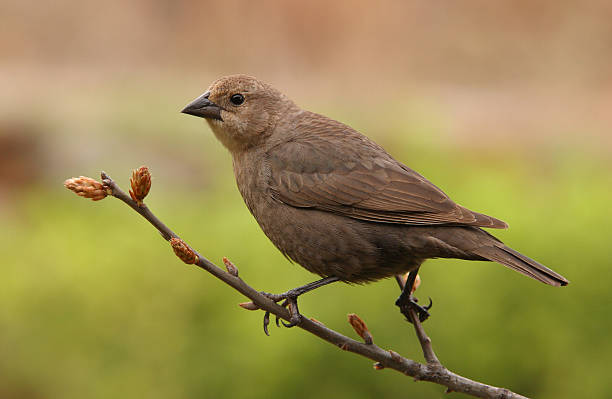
[232,150,276,223]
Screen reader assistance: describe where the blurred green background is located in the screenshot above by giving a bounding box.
[1,1,612,398]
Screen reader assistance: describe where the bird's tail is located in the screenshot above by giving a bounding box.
[472,242,569,287]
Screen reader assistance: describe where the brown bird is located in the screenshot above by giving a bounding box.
[181,74,568,331]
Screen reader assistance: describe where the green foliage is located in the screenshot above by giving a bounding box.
[1,116,610,399]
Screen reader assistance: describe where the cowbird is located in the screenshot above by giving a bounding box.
[181,74,568,329]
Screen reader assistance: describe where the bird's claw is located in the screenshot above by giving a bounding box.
[261,292,302,335]
[395,295,432,324]
[263,310,271,336]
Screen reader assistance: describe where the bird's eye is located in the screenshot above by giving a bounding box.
[230,93,245,106]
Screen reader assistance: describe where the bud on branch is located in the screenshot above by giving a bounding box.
[347,313,373,345]
[170,238,198,264]
[373,362,385,370]
[222,257,239,277]
[238,301,260,310]
[129,166,151,206]
[64,176,110,201]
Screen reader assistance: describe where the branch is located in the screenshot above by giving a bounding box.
[64,169,529,399]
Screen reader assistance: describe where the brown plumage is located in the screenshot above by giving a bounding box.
[181,74,568,289]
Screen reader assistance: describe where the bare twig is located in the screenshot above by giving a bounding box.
[65,170,529,399]
[407,308,440,365]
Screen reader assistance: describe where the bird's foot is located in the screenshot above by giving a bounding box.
[258,277,340,335]
[395,295,432,324]
[260,290,302,335]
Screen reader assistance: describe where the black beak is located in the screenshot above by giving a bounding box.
[181,91,223,121]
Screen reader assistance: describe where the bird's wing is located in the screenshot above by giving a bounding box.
[266,114,507,228]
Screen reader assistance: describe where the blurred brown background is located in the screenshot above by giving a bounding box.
[3,0,612,146]
[1,1,611,398]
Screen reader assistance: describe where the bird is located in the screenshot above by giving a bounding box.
[181,74,568,331]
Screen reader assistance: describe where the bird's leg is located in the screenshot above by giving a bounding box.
[261,276,340,335]
[395,268,432,323]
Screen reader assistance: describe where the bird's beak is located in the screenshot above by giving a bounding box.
[181,91,223,121]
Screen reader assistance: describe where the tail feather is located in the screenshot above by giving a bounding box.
[472,244,569,287]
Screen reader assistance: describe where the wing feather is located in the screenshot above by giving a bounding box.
[266,112,507,229]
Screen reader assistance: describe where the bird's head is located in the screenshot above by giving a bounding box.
[181,74,292,152]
